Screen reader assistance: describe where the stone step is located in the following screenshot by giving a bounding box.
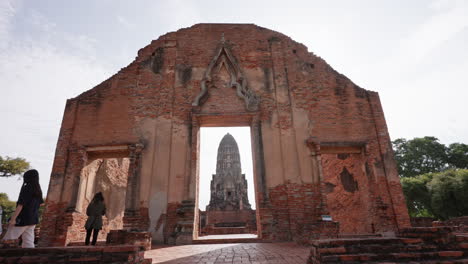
[313,236,468,255]
[361,258,468,264]
[181,200,195,205]
[400,226,455,234]
[309,234,468,264]
[67,241,107,246]
[399,226,455,239]
[312,237,403,248]
[459,243,468,249]
[320,251,466,263]
[193,237,263,244]
[310,229,468,264]
[313,238,422,252]
[338,233,382,239]
[317,243,447,256]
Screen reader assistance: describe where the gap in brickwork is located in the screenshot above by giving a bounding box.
[73,157,130,243]
[199,127,256,210]
[198,126,258,237]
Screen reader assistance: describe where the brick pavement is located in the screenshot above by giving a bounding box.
[145,243,310,264]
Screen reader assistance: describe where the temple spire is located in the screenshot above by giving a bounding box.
[207,133,251,211]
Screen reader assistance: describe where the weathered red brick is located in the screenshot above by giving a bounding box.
[439,251,464,257]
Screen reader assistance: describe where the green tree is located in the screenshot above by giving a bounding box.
[428,169,468,220]
[0,193,16,224]
[400,169,468,220]
[0,156,30,177]
[401,174,433,217]
[392,137,448,178]
[447,143,468,169]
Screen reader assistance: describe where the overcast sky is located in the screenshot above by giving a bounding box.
[1,0,467,203]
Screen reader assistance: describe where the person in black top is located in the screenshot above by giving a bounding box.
[2,169,44,248]
[84,192,106,245]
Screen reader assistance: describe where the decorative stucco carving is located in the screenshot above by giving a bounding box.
[192,35,259,111]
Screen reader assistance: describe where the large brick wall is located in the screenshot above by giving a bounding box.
[41,23,409,246]
[258,181,339,244]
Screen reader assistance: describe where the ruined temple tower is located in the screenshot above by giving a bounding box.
[200,133,257,235]
[40,23,410,246]
[207,133,251,211]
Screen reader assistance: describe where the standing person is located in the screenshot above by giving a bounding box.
[2,169,43,248]
[84,192,106,246]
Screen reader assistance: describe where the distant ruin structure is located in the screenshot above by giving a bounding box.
[200,133,256,235]
[207,133,252,211]
[40,23,410,246]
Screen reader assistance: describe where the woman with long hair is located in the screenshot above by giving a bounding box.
[84,192,106,245]
[2,169,43,248]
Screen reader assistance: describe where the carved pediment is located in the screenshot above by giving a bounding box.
[192,35,259,111]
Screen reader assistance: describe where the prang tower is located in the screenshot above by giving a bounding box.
[207,133,251,211]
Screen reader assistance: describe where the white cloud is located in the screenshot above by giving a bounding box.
[0,0,18,49]
[117,15,134,29]
[384,0,468,78]
[149,0,202,32]
[0,4,112,199]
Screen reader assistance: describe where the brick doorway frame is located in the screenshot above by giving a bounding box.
[190,112,267,240]
[67,144,144,244]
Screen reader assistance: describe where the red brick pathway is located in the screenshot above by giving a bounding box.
[145,243,309,264]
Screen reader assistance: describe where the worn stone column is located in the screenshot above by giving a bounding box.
[123,143,147,231]
[67,147,88,211]
[306,139,339,240]
[250,117,268,204]
[188,117,200,202]
[59,146,88,245]
[189,117,200,239]
[250,116,268,239]
[305,140,328,217]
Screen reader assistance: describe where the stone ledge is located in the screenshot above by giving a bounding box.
[0,245,152,264]
[106,230,152,251]
[308,227,468,264]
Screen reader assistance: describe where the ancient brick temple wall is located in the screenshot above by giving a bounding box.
[41,23,409,246]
